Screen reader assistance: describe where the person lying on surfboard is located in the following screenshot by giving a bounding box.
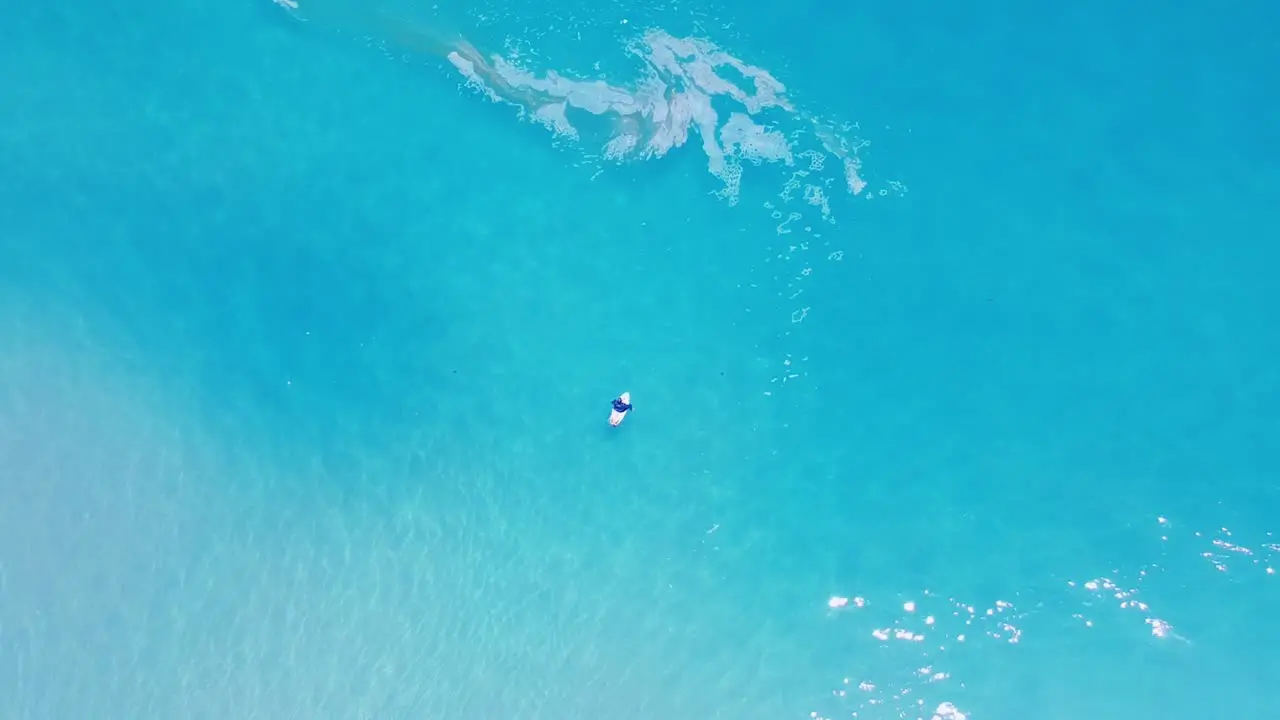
[609,393,633,427]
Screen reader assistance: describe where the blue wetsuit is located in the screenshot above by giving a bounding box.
[612,398,633,413]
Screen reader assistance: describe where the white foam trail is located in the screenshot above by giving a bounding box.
[444,29,870,207]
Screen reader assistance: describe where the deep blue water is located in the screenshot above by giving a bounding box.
[2,1,1277,719]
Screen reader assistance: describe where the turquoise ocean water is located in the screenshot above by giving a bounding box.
[2,0,1277,718]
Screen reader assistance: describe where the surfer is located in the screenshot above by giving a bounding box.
[609,393,633,427]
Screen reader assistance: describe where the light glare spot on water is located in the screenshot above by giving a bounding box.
[814,514,1275,719]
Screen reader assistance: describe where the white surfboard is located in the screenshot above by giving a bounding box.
[609,391,632,427]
